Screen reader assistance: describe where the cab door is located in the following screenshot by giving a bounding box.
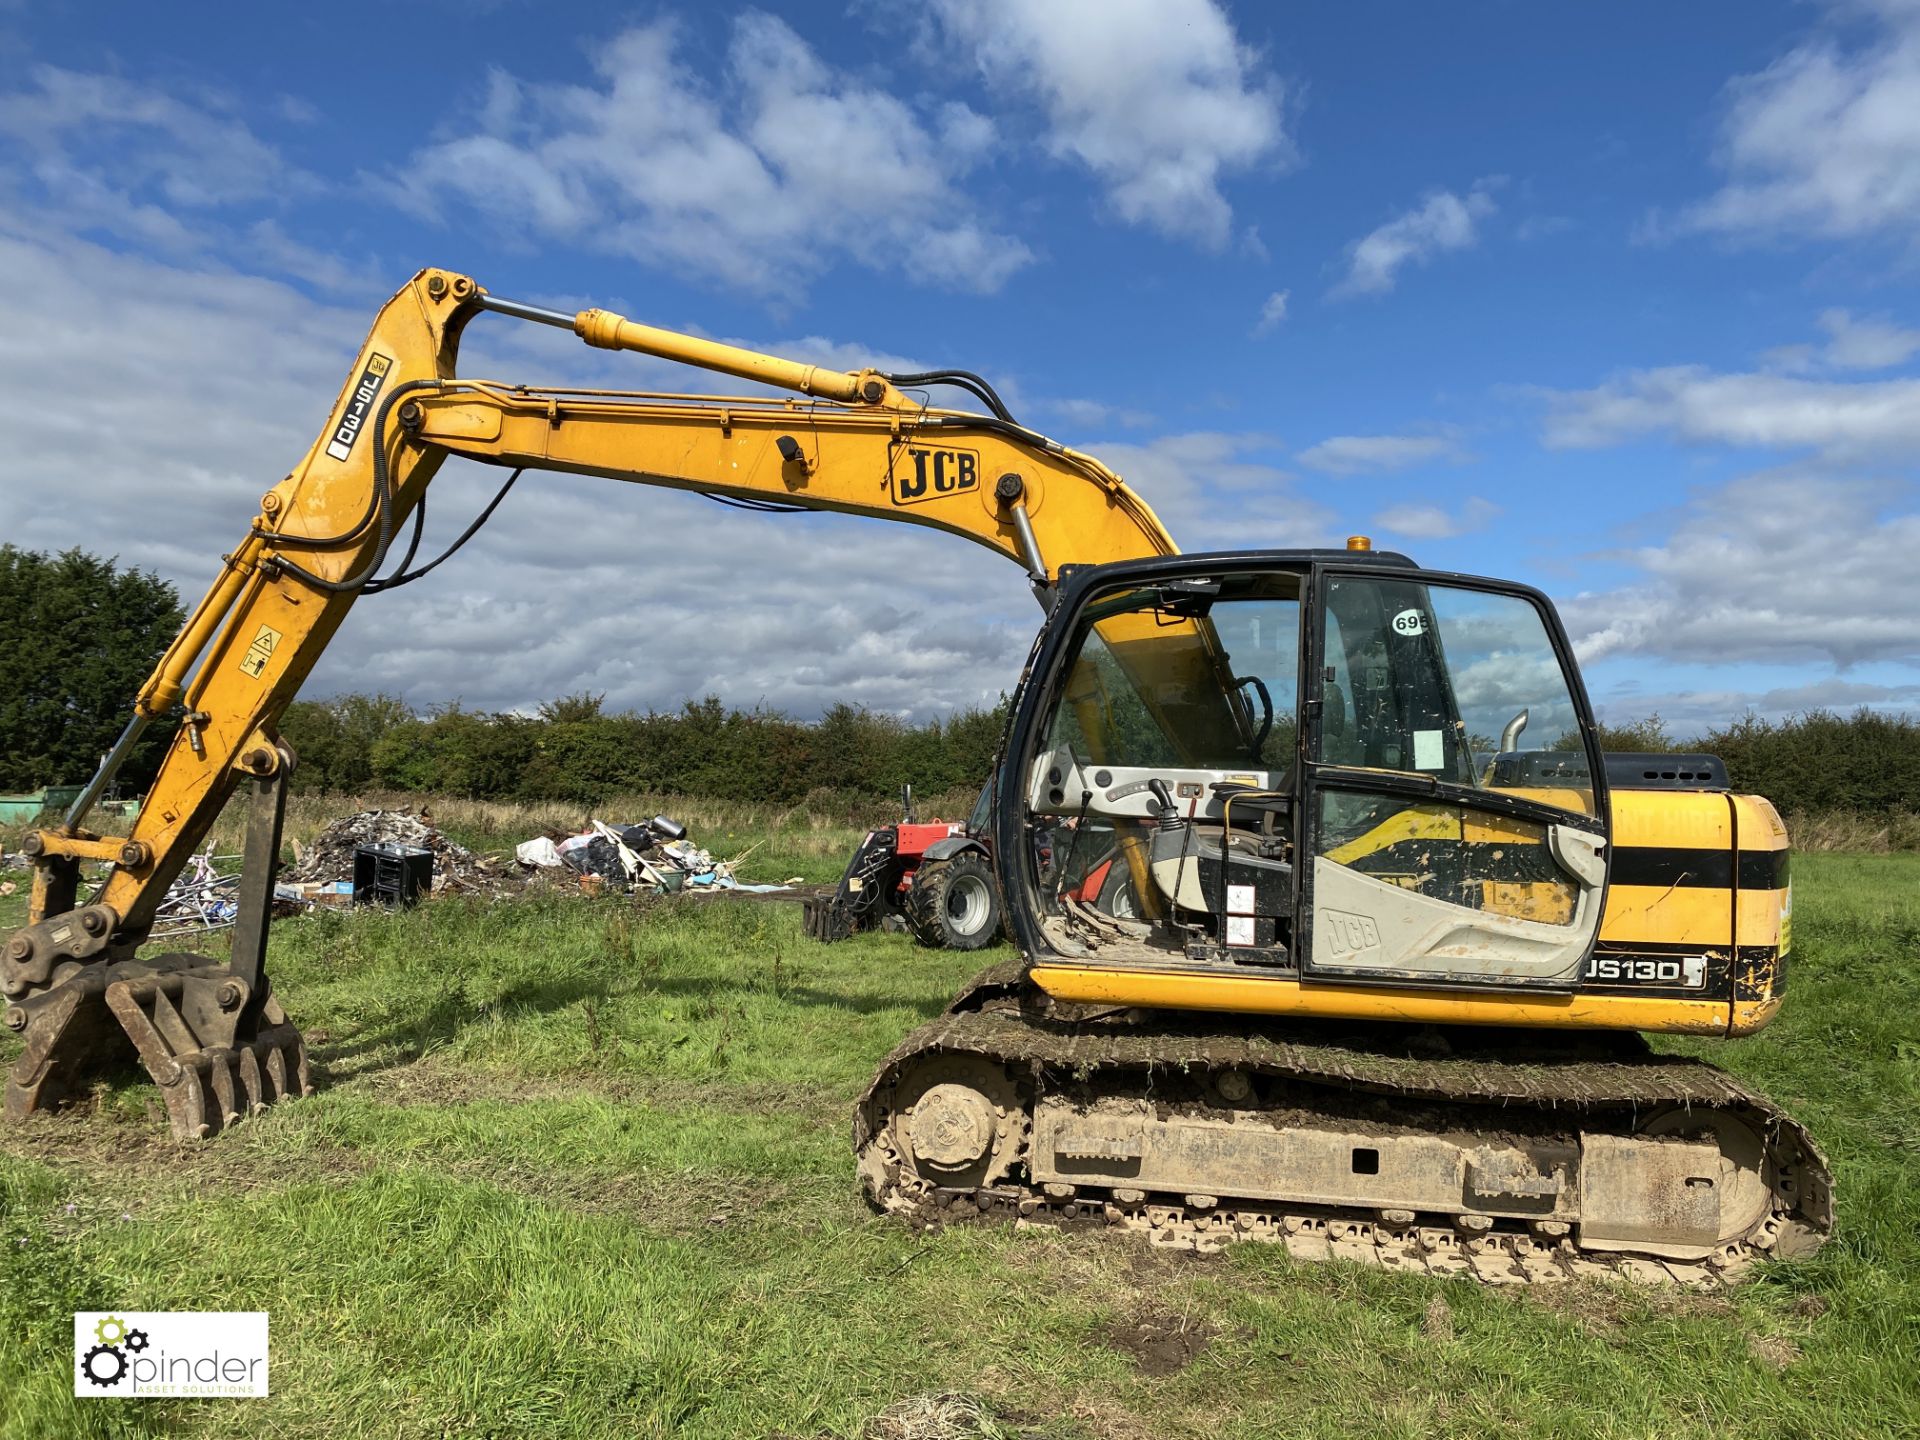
[1301,569,1610,987]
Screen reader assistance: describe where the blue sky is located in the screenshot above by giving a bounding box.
[3,1,1917,734]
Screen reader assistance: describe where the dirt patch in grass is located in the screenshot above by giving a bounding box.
[770,1392,1028,1440]
[1747,1333,1801,1370]
[0,1106,374,1204]
[1104,1308,1216,1376]
[1123,1239,1215,1286]
[862,1392,1023,1439]
[437,1152,848,1238]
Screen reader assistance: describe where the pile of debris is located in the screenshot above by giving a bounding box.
[516,814,793,896]
[146,850,311,939]
[150,851,242,938]
[284,809,514,897]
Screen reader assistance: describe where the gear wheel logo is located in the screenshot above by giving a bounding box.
[124,1328,150,1353]
[93,1315,127,1346]
[81,1342,127,1387]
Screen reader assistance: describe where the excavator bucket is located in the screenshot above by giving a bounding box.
[5,954,312,1140]
[4,762,313,1140]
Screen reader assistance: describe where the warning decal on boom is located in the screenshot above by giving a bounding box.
[238,624,282,678]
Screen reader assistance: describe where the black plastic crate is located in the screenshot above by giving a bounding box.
[353,843,434,907]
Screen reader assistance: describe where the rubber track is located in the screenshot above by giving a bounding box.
[855,964,1833,1285]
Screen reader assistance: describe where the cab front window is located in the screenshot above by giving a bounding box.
[1320,577,1592,814]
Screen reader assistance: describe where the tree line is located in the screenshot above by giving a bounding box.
[279,692,1009,805]
[275,694,1920,816]
[1615,709,1920,820]
[3,547,1916,820]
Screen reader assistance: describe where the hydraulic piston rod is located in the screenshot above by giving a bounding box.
[478,291,913,408]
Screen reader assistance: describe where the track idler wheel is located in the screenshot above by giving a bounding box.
[4,954,312,1140]
[861,1052,1029,1200]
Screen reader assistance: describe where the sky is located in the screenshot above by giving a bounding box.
[3,0,1918,736]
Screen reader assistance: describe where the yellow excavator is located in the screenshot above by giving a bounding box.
[2,269,1828,1284]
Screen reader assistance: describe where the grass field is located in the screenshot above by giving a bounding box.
[0,801,1916,1439]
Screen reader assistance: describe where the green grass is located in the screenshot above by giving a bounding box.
[1,848,1916,1438]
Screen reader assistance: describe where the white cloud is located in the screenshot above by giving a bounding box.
[1295,432,1465,474]
[1543,306,1920,698]
[244,220,385,298]
[0,217,1048,721]
[1762,308,1920,371]
[1515,214,1573,242]
[0,64,307,216]
[1814,307,1920,369]
[1252,289,1290,337]
[0,65,380,299]
[925,0,1291,247]
[1541,364,1920,456]
[1031,396,1155,432]
[399,15,1032,297]
[1331,182,1499,298]
[0,220,368,580]
[1562,469,1920,671]
[0,64,322,261]
[1676,0,1920,242]
[1372,498,1498,540]
[1088,432,1333,551]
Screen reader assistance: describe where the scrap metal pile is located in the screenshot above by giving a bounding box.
[136,850,310,940]
[149,851,241,938]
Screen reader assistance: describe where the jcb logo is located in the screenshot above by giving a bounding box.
[893,446,980,506]
[1322,909,1380,956]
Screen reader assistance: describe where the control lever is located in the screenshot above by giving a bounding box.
[1147,779,1184,832]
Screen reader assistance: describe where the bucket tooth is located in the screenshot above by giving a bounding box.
[207,1051,240,1129]
[173,1066,212,1141]
[238,1046,265,1116]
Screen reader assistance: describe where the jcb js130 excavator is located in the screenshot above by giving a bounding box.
[3,269,1829,1285]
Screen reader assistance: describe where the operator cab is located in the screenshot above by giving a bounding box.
[998,550,1611,992]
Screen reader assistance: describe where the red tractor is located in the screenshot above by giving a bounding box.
[803,786,1003,949]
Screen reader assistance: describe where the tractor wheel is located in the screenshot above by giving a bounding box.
[903,853,1002,950]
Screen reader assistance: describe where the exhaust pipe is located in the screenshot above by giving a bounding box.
[1499,709,1530,753]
